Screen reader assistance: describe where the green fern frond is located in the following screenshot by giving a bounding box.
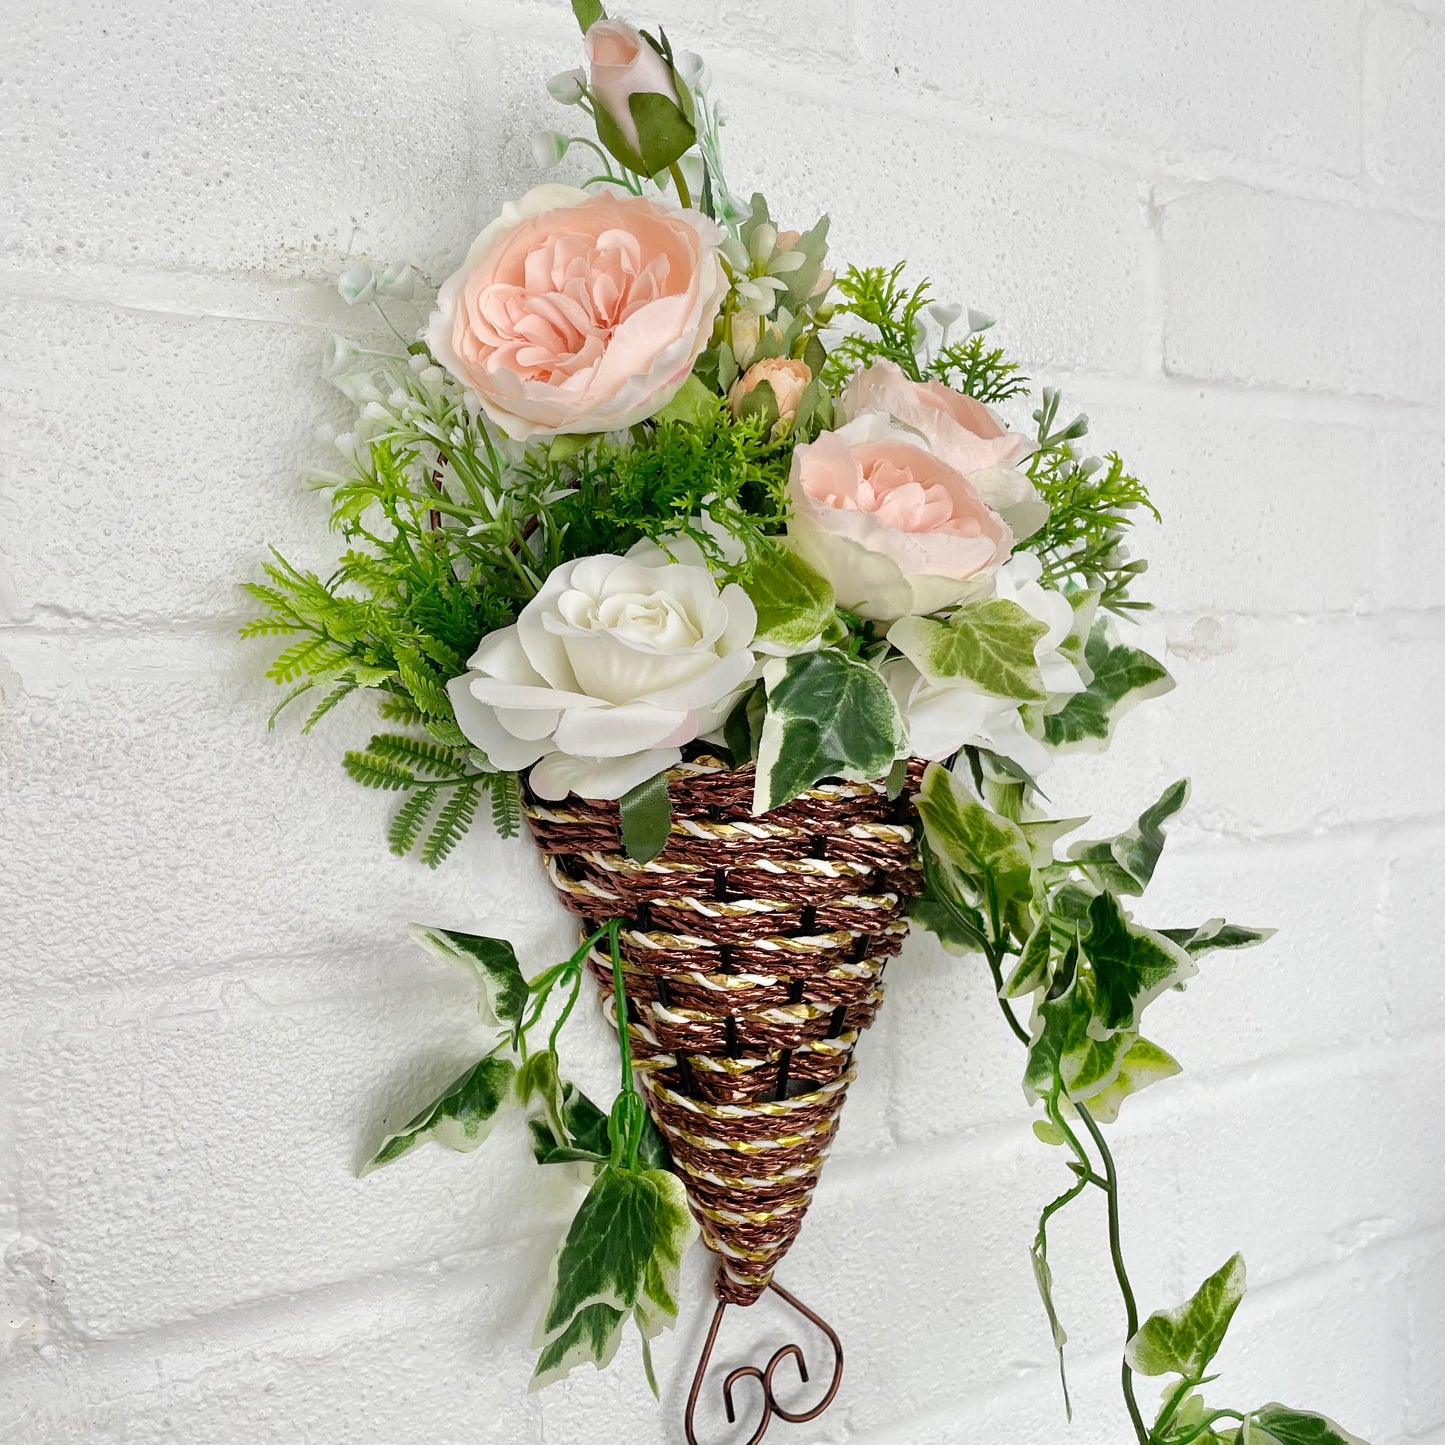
[377,694,426,726]
[393,642,451,717]
[267,680,315,729]
[929,333,1029,404]
[301,678,359,734]
[342,751,420,791]
[489,771,521,838]
[389,785,440,856]
[265,638,331,684]
[365,733,469,778]
[422,781,480,867]
[238,616,301,639]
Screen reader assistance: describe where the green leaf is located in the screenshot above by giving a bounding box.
[1003,916,1055,997]
[1081,891,1197,1038]
[779,214,830,311]
[530,1302,627,1391]
[914,762,1035,906]
[1160,919,1277,958]
[890,597,1049,702]
[570,0,605,33]
[1042,615,1174,752]
[752,650,906,814]
[409,926,528,1027]
[618,771,673,863]
[743,549,835,652]
[1246,1404,1370,1445]
[1125,1253,1247,1380]
[1069,779,1190,897]
[630,91,696,177]
[651,373,715,427]
[1068,1034,1180,1122]
[539,1166,672,1336]
[362,1053,515,1173]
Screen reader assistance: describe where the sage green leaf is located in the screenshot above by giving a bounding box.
[362,1053,515,1173]
[570,0,606,32]
[743,549,834,652]
[779,214,830,310]
[752,651,907,814]
[1246,1404,1369,1445]
[1002,916,1054,998]
[735,379,781,429]
[915,762,1034,905]
[539,1165,662,1336]
[592,100,647,175]
[630,91,696,177]
[890,598,1049,702]
[1042,615,1174,753]
[1160,919,1277,957]
[651,373,715,427]
[530,1301,626,1391]
[1069,1035,1180,1122]
[409,925,527,1027]
[619,771,672,864]
[1069,779,1190,897]
[1125,1253,1246,1380]
[1081,891,1197,1038]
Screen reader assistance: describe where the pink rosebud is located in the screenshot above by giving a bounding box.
[586,19,682,158]
[728,357,812,422]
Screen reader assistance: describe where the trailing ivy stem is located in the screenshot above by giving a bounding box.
[984,939,1030,1046]
[1077,1102,1148,1445]
[607,919,635,1086]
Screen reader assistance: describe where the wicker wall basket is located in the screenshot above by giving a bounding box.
[524,755,924,1309]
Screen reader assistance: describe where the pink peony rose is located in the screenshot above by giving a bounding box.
[728,356,811,421]
[785,413,1013,622]
[586,19,683,159]
[425,184,726,441]
[839,360,1047,539]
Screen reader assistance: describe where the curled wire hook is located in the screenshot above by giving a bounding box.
[684,1279,845,1445]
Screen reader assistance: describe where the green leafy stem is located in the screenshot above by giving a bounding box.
[362,918,693,1393]
[910,762,1365,1445]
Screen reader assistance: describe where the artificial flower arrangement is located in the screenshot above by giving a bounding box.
[243,5,1370,1442]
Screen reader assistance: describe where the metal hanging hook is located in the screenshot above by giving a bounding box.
[683,1278,845,1445]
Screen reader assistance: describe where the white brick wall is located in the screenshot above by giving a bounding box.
[1,1,1441,1441]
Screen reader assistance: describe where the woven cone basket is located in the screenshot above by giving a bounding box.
[524,756,923,1306]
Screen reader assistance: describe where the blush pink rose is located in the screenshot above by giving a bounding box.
[839,360,1047,539]
[425,184,727,441]
[586,20,682,158]
[785,413,1013,622]
[728,356,811,421]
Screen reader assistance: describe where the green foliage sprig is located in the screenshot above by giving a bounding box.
[365,921,689,1391]
[909,764,1368,1445]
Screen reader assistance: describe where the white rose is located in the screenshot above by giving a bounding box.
[881,552,1084,774]
[447,554,758,801]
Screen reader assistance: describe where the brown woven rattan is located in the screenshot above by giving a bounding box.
[525,755,923,1305]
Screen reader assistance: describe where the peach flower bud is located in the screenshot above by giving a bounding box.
[729,357,811,421]
[586,19,682,157]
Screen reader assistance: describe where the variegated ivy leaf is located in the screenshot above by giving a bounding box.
[1125,1252,1246,1380]
[533,1165,698,1389]
[528,1078,672,1171]
[1068,1035,1180,1123]
[1003,916,1054,998]
[890,598,1050,702]
[908,897,989,955]
[752,650,907,815]
[1019,816,1090,870]
[530,1302,627,1393]
[916,762,1035,907]
[1245,1404,1370,1445]
[1161,918,1277,958]
[409,924,528,1028]
[1030,1241,1072,1418]
[1069,779,1190,897]
[1080,891,1197,1038]
[1042,614,1174,753]
[1022,939,1082,1101]
[1055,589,1102,691]
[742,549,835,654]
[362,1052,516,1173]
